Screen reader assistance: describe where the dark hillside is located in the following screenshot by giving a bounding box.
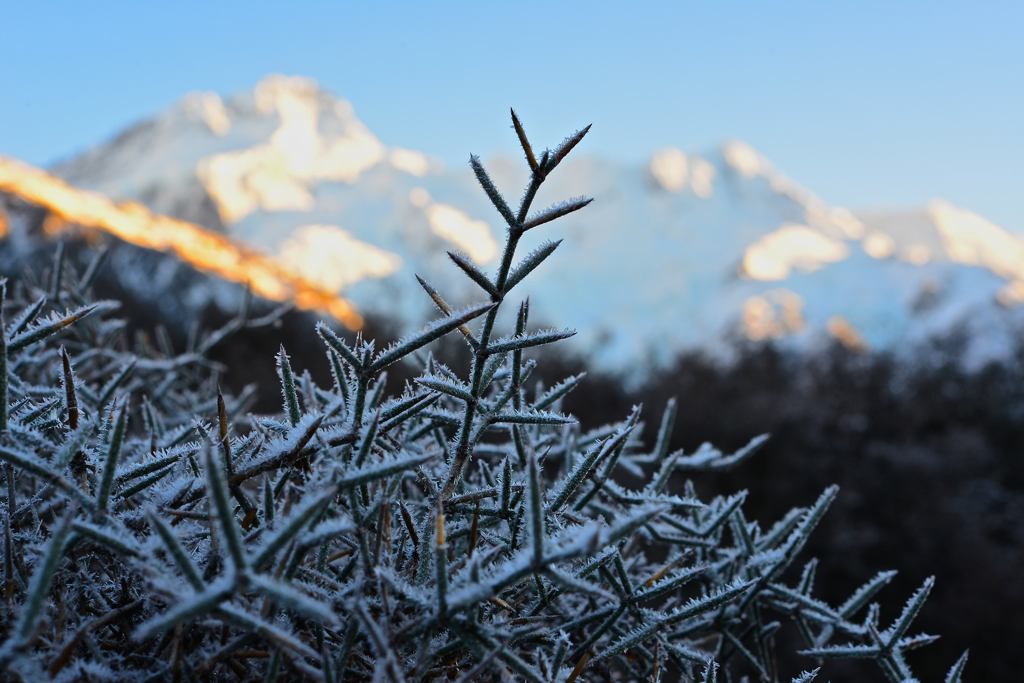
[553,343,1024,681]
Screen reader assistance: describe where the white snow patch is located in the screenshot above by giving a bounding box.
[690,157,716,198]
[649,148,689,192]
[649,148,715,198]
[742,224,850,281]
[929,199,1024,283]
[277,224,402,293]
[830,207,867,239]
[409,188,497,263]
[724,140,764,178]
[899,244,932,266]
[390,148,431,176]
[741,289,806,340]
[182,92,231,136]
[862,231,895,259]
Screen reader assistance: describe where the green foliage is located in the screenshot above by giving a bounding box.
[0,113,964,683]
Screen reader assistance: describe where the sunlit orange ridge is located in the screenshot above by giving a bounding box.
[0,155,363,330]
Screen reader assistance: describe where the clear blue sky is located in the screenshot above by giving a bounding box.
[1,1,1021,231]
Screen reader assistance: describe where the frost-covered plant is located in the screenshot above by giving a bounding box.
[0,113,966,683]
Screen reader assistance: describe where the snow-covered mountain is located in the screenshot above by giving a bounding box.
[53,74,1024,374]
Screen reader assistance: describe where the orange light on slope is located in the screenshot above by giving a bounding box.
[0,155,363,330]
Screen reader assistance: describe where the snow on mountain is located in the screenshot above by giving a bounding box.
[53,75,1024,375]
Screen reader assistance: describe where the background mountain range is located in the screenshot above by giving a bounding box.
[51,74,1024,378]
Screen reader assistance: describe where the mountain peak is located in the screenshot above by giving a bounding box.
[721,139,768,178]
[58,75,439,229]
[253,74,322,111]
[179,91,232,136]
[176,75,354,138]
[195,75,387,222]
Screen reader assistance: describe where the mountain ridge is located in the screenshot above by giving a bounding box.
[51,74,1024,375]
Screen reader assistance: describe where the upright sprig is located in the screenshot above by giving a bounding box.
[439,110,593,498]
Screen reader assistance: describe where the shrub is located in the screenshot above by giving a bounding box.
[0,113,966,682]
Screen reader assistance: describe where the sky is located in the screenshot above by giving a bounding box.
[1,1,1021,232]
